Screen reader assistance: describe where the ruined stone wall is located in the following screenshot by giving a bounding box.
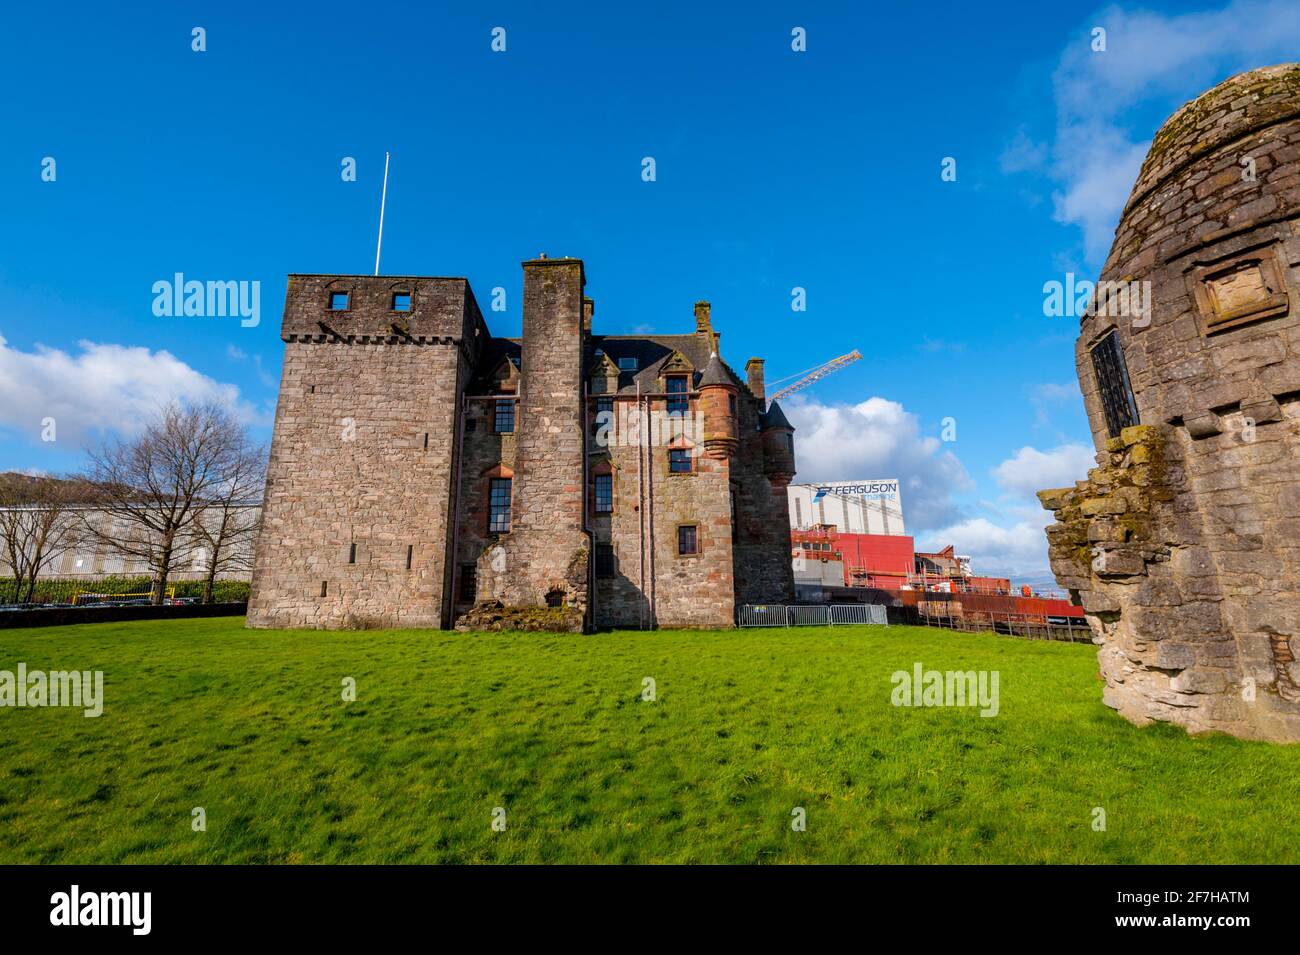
[1041,65,1300,741]
[472,259,589,629]
[247,275,479,629]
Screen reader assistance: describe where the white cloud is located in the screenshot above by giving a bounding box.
[999,127,1049,174]
[992,443,1095,498]
[0,335,264,447]
[1021,0,1300,263]
[921,443,1095,581]
[782,394,973,531]
[918,516,1056,581]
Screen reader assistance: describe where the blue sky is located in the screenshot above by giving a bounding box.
[3,0,1298,583]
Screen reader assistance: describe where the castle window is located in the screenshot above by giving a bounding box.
[494,399,515,434]
[666,376,689,415]
[729,394,737,416]
[392,292,411,312]
[1089,331,1139,439]
[329,292,349,311]
[406,545,414,570]
[618,357,638,371]
[677,525,699,556]
[459,564,477,602]
[595,544,616,578]
[594,473,613,513]
[669,448,692,474]
[489,478,512,533]
[348,543,357,564]
[596,396,614,417]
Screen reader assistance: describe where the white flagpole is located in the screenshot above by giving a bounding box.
[374,151,390,276]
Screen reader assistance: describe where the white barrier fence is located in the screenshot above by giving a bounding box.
[737,604,888,628]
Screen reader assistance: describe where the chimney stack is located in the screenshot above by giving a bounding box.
[694,301,712,336]
[583,297,595,334]
[746,357,765,403]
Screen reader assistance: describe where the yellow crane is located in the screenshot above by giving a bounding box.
[767,349,862,404]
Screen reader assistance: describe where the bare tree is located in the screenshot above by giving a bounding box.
[0,473,84,604]
[82,402,245,605]
[191,437,266,603]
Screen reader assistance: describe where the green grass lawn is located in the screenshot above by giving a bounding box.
[1,617,1297,863]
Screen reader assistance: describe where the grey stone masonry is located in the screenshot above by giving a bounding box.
[1040,65,1300,741]
[249,257,796,633]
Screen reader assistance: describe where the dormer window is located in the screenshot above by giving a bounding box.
[329,292,350,311]
[392,292,411,312]
[618,357,638,372]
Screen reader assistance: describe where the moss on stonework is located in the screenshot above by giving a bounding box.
[454,601,583,633]
[1039,426,1169,585]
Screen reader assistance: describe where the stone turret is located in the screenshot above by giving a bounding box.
[698,353,738,459]
[1039,64,1300,741]
[760,400,795,486]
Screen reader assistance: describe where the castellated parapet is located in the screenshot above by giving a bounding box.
[247,257,796,632]
[1040,64,1300,741]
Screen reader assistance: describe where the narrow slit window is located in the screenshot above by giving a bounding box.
[348,543,357,564]
[406,545,413,570]
[1089,331,1140,438]
[595,544,616,578]
[494,399,515,434]
[320,581,328,597]
[460,564,477,602]
[594,473,613,513]
[489,478,512,533]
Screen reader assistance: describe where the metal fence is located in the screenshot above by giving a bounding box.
[738,603,888,628]
[830,603,888,625]
[914,607,1092,643]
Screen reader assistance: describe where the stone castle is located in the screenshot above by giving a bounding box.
[247,255,796,631]
[1040,64,1300,741]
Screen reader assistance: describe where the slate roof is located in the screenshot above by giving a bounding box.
[474,333,755,399]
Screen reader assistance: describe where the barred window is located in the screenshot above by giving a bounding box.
[489,478,512,533]
[677,525,698,556]
[669,448,692,473]
[1090,331,1139,438]
[595,544,616,578]
[594,473,613,513]
[494,399,515,434]
[459,564,476,602]
[666,376,689,415]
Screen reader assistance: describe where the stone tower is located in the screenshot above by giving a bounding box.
[246,274,485,630]
[472,256,592,627]
[1039,64,1300,741]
